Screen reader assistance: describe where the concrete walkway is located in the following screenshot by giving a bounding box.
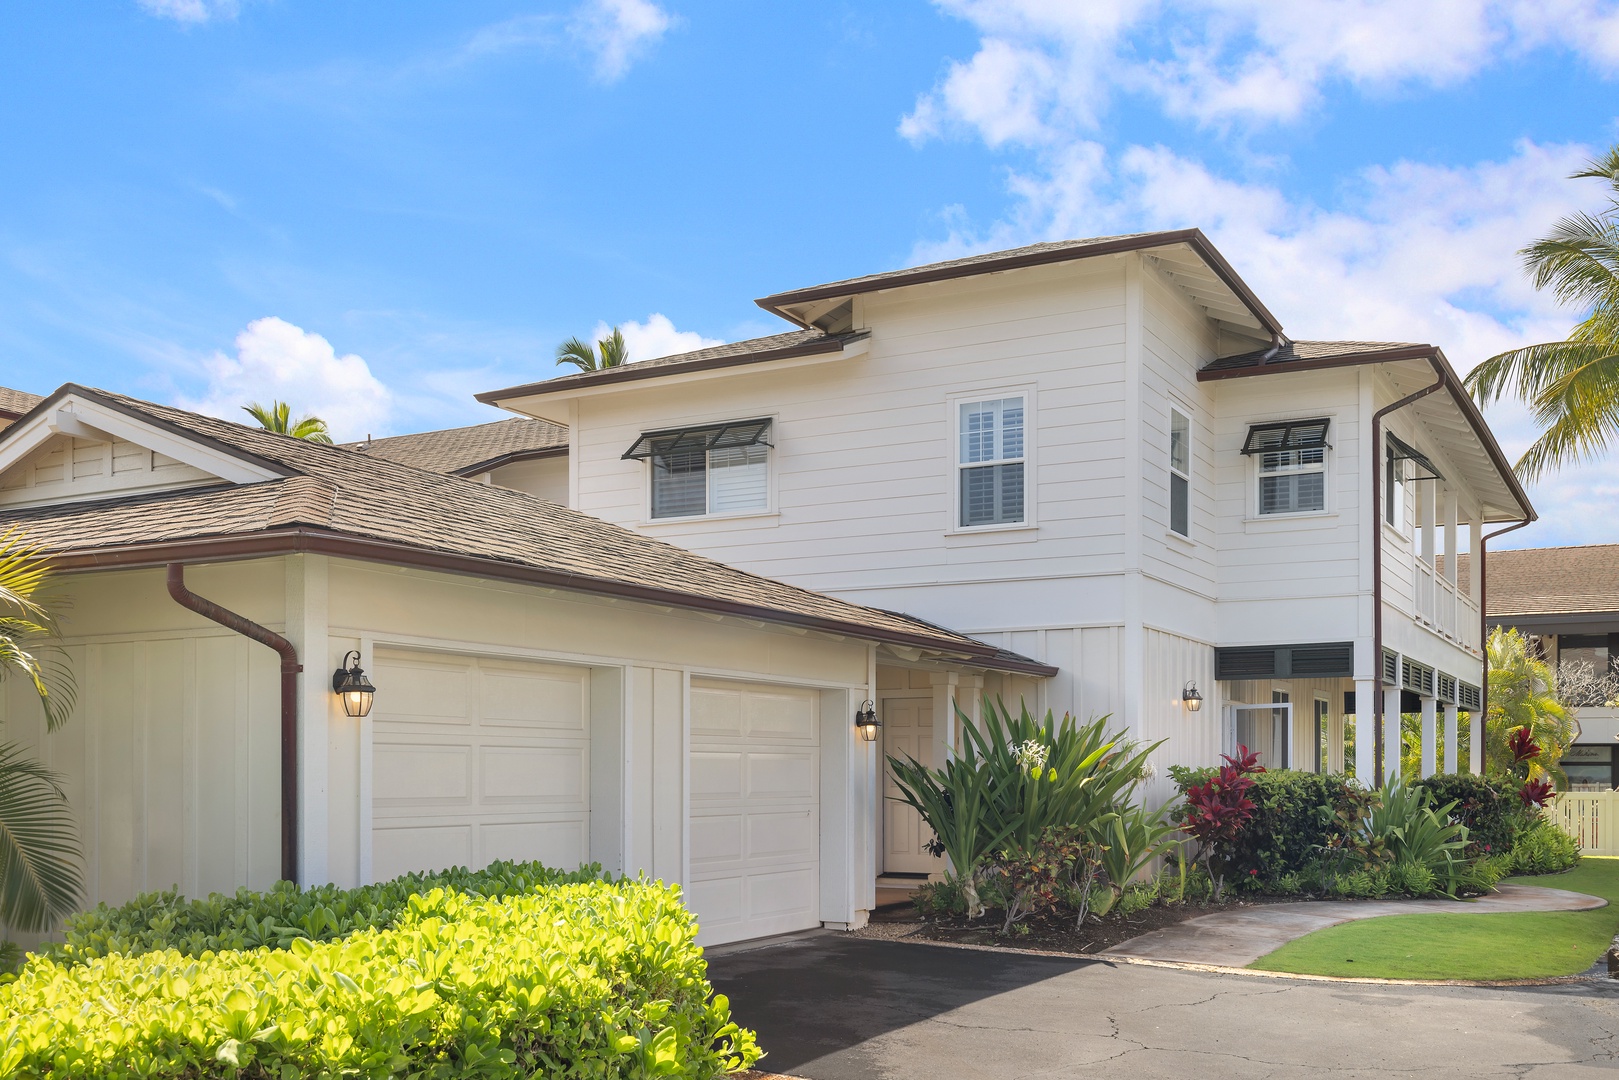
[1102,883,1607,968]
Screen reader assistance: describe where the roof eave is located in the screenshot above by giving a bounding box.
[755,229,1284,337]
[450,445,569,477]
[36,526,1056,677]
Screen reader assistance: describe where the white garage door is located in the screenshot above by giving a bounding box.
[688,679,820,946]
[370,647,590,882]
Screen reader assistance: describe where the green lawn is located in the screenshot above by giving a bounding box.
[1249,857,1619,981]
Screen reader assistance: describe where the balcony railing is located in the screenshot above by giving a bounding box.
[1412,558,1480,651]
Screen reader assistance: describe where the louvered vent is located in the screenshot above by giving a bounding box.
[1436,672,1457,704]
[1401,659,1435,696]
[1215,647,1278,680]
[1381,649,1400,685]
[1458,683,1482,711]
[1290,643,1355,678]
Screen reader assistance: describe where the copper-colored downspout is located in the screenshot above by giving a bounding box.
[1370,368,1446,784]
[166,563,301,883]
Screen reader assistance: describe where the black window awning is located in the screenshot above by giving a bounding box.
[1386,433,1444,481]
[1241,418,1331,455]
[622,418,773,460]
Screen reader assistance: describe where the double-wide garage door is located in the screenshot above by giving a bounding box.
[688,679,821,945]
[370,651,820,946]
[370,648,591,881]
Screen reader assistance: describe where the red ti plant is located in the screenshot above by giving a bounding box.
[1507,727,1541,767]
[1180,746,1264,901]
[1519,776,1554,808]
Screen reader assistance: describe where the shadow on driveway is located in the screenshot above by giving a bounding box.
[706,934,1089,1078]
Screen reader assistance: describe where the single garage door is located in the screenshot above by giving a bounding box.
[688,679,820,946]
[370,647,591,882]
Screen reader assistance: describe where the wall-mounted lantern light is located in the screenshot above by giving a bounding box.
[856,699,881,742]
[1182,682,1204,713]
[332,651,377,718]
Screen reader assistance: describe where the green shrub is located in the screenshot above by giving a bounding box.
[1237,771,1361,883]
[0,880,759,1079]
[46,859,601,965]
[1413,773,1524,857]
[911,879,965,917]
[1505,816,1581,875]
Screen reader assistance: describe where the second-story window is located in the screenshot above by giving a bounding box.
[623,418,773,519]
[1169,408,1191,536]
[958,396,1025,527]
[1242,417,1329,517]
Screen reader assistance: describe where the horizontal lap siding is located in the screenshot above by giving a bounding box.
[572,263,1132,623]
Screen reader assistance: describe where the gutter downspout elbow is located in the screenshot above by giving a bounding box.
[166,563,301,884]
[1260,331,1287,364]
[1369,361,1447,785]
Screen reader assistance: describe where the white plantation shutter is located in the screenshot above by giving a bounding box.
[959,397,1026,527]
[708,445,769,513]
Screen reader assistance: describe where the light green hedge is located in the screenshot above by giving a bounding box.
[1,881,760,1079]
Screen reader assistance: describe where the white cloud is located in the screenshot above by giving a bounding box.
[137,0,238,24]
[571,0,672,82]
[178,317,391,441]
[466,0,670,82]
[907,0,1619,135]
[591,313,723,363]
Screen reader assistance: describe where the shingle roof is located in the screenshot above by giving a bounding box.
[1200,339,1429,375]
[346,417,567,476]
[1,385,1053,674]
[477,329,852,403]
[1466,545,1619,619]
[0,386,42,418]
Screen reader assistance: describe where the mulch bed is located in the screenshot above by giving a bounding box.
[853,894,1309,955]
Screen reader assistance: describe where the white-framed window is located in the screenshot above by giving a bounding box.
[1169,407,1191,537]
[623,418,773,520]
[1385,443,1407,531]
[1243,417,1330,517]
[957,395,1026,528]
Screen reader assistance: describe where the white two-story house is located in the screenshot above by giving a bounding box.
[476,230,1533,873]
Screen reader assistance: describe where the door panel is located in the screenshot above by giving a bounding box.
[881,697,937,875]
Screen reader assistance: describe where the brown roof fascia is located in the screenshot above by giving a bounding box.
[44,528,1059,677]
[756,229,1285,336]
[450,445,570,477]
[475,334,861,405]
[1199,345,1535,523]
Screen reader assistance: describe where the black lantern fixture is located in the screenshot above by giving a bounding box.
[332,651,377,718]
[856,699,881,742]
[1182,682,1204,713]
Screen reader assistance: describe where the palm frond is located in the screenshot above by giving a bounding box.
[0,530,76,730]
[0,743,81,933]
[1569,144,1619,190]
[1519,213,1619,309]
[287,415,333,444]
[598,327,629,368]
[555,336,600,372]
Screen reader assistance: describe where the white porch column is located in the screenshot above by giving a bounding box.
[1443,703,1460,775]
[1354,678,1377,785]
[1468,518,1483,603]
[930,671,959,765]
[1421,483,1437,568]
[1383,686,1405,783]
[1470,706,1484,774]
[1443,489,1459,586]
[1420,696,1438,778]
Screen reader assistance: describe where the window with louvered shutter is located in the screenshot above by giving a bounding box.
[958,396,1027,527]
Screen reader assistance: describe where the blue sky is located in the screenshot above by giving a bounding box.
[2,0,1618,547]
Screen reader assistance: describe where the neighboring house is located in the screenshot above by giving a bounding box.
[0,385,1047,945]
[479,229,1533,856]
[0,385,42,431]
[1481,544,1619,790]
[345,417,569,500]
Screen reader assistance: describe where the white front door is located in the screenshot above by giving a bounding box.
[688,679,821,946]
[1229,702,1295,770]
[881,696,937,875]
[369,648,591,882]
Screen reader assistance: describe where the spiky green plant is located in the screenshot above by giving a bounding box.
[1464,145,1619,478]
[1484,627,1578,786]
[0,528,81,936]
[555,327,630,372]
[241,400,333,443]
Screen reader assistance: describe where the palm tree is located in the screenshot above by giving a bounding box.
[242,401,334,444]
[1464,145,1619,479]
[1483,627,1578,786]
[0,528,81,938]
[555,327,629,372]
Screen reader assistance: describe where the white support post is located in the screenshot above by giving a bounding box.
[1420,696,1437,778]
[1443,703,1460,775]
[1470,707,1484,774]
[1443,488,1458,586]
[1383,686,1405,783]
[930,671,962,765]
[1354,679,1377,785]
[1468,518,1483,603]
[1421,483,1437,568]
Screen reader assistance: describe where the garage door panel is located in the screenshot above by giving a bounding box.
[686,878,744,927]
[742,691,816,740]
[373,657,471,725]
[746,809,815,861]
[479,745,586,806]
[745,752,816,799]
[690,751,744,800]
[373,824,472,881]
[691,687,744,737]
[479,666,587,731]
[689,815,744,866]
[480,819,586,868]
[374,743,472,804]
[747,868,816,918]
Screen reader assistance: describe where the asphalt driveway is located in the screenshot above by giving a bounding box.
[707,934,1619,1079]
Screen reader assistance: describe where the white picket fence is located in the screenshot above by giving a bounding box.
[1550,791,1619,855]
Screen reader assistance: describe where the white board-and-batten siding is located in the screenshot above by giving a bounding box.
[0,433,218,507]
